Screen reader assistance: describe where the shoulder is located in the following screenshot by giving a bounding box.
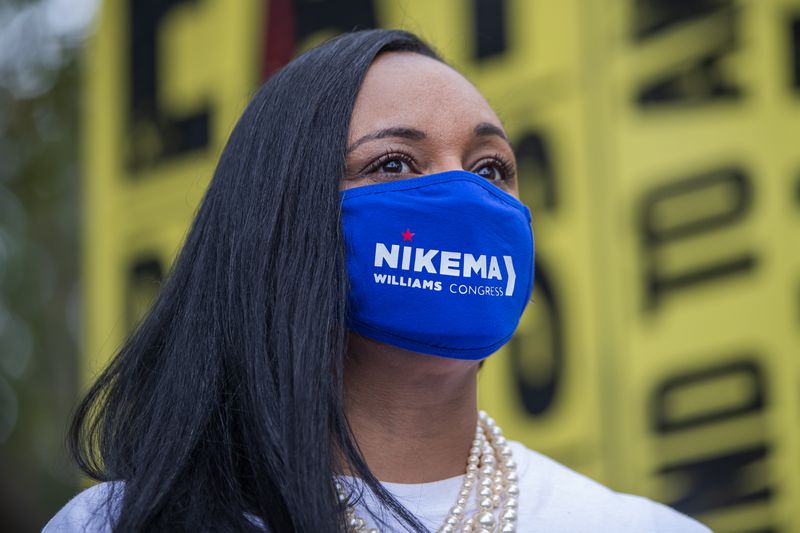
[43,481,123,533]
[508,441,712,532]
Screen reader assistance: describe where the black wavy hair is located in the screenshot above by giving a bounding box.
[69,29,440,532]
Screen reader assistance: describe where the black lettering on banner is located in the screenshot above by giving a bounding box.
[262,0,295,80]
[638,167,756,310]
[472,0,507,60]
[508,259,563,416]
[796,171,800,204]
[651,358,764,432]
[263,0,376,80]
[631,0,741,107]
[651,358,774,523]
[632,0,725,39]
[126,256,164,329]
[515,132,557,212]
[791,15,800,90]
[294,0,376,48]
[128,0,210,172]
[658,444,772,516]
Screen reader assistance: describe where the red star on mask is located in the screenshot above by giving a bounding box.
[401,228,415,242]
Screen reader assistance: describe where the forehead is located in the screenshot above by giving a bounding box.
[349,52,502,139]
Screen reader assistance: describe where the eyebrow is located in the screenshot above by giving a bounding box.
[345,122,512,154]
[346,127,426,154]
[474,122,511,147]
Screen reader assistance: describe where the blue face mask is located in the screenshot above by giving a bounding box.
[340,170,535,360]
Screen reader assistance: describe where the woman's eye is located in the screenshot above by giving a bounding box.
[354,152,417,181]
[474,162,506,182]
[378,158,411,174]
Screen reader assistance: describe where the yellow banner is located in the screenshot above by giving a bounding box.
[84,1,800,530]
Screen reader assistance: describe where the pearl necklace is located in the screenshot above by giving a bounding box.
[336,411,518,533]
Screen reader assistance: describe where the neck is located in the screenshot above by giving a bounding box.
[342,333,479,483]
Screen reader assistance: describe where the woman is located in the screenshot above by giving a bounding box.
[46,29,710,532]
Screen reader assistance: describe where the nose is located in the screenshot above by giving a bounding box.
[427,155,469,176]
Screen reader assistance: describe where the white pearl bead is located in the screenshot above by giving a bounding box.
[502,508,518,521]
[336,412,518,533]
[477,511,496,527]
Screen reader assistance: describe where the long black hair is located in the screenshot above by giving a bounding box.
[69,29,440,532]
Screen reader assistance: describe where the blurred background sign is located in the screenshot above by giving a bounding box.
[81,1,800,531]
[83,0,261,376]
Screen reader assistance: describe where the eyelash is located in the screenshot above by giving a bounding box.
[359,149,516,181]
[475,153,516,182]
[360,149,417,176]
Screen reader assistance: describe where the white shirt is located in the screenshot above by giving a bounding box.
[44,440,711,532]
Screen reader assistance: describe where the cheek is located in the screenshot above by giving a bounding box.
[498,177,520,198]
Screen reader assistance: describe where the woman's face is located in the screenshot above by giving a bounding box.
[342,52,518,198]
